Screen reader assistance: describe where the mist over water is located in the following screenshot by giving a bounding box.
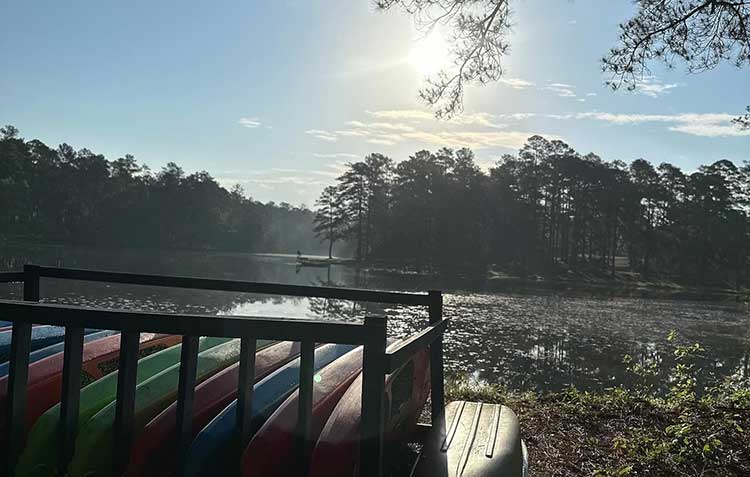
[1,245,748,393]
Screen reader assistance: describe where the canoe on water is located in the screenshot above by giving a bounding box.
[126,341,304,477]
[15,336,230,477]
[0,326,100,362]
[185,343,357,477]
[0,330,119,377]
[308,348,431,477]
[67,338,274,477]
[240,345,367,476]
[409,401,527,477]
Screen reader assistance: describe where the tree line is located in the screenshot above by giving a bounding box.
[314,135,750,287]
[0,125,323,254]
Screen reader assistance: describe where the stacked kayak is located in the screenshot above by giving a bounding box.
[127,340,305,477]
[0,326,101,362]
[306,347,431,477]
[0,329,119,377]
[10,334,435,477]
[0,333,182,446]
[15,336,230,475]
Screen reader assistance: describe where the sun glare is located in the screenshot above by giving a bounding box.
[408,32,449,76]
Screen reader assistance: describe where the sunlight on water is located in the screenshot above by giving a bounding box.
[1,249,748,392]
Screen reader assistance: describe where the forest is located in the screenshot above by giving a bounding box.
[0,126,322,254]
[3,124,749,288]
[314,135,750,287]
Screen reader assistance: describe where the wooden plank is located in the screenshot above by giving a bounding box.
[295,340,315,476]
[175,335,199,476]
[385,319,448,373]
[59,326,85,473]
[0,271,25,283]
[32,265,430,305]
[428,291,446,429]
[360,316,387,477]
[0,300,369,345]
[5,321,32,476]
[4,265,40,475]
[113,331,139,475]
[236,336,257,453]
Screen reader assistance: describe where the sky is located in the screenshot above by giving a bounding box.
[1,0,748,207]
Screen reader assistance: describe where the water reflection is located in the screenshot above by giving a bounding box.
[1,246,748,392]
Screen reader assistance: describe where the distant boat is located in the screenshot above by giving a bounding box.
[296,256,354,267]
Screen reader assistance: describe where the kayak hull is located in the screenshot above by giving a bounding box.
[410,401,525,477]
[127,341,303,477]
[308,348,430,477]
[185,343,356,477]
[240,346,365,476]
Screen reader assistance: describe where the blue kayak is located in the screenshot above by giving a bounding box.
[0,326,99,362]
[185,343,356,477]
[0,330,118,377]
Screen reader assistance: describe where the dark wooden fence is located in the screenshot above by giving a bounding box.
[0,265,447,477]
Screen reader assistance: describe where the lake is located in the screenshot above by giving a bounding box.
[1,245,748,393]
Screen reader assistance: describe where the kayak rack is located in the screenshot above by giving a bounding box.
[0,264,448,477]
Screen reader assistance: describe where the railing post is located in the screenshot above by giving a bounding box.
[58,326,85,473]
[428,290,446,431]
[113,331,140,475]
[360,315,387,477]
[236,336,257,472]
[175,335,199,476]
[4,265,39,475]
[295,340,315,476]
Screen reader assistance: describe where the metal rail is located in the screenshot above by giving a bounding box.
[0,265,447,477]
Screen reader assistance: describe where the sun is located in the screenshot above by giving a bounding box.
[408,32,449,76]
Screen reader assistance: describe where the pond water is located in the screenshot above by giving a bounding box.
[1,245,748,393]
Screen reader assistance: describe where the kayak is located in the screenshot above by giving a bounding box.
[67,338,273,477]
[240,346,365,476]
[0,330,119,377]
[409,401,525,477]
[127,341,303,477]
[308,348,431,477]
[185,343,357,477]
[15,336,229,477]
[0,333,182,439]
[0,326,99,362]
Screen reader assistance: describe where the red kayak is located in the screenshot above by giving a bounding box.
[126,341,303,477]
[307,348,431,477]
[240,345,366,476]
[0,332,180,434]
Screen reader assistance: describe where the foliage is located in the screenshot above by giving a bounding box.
[376,1,749,123]
[0,127,322,254]
[446,332,750,476]
[317,135,750,287]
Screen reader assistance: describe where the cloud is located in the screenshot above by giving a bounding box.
[306,109,553,151]
[238,117,262,128]
[632,76,682,98]
[305,129,338,142]
[364,109,434,121]
[559,112,750,137]
[498,77,536,90]
[401,130,553,150]
[312,152,360,159]
[543,83,577,98]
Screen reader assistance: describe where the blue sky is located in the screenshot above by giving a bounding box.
[2,0,748,206]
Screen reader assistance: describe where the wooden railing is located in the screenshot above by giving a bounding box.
[0,265,447,477]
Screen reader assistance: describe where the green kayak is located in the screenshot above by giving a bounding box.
[67,338,272,477]
[16,336,230,477]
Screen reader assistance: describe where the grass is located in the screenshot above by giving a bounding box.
[445,332,750,476]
